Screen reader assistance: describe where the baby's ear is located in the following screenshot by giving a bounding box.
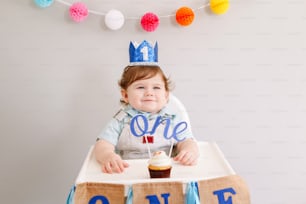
[121,89,128,103]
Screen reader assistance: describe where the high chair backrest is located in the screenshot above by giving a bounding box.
[167,94,192,129]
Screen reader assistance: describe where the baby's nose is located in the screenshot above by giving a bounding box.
[145,89,153,96]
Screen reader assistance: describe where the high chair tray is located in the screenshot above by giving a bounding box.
[75,141,235,185]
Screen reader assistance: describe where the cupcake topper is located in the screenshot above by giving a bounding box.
[129,40,158,66]
[130,114,188,158]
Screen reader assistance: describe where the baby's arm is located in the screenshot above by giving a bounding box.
[94,139,129,173]
[173,138,199,165]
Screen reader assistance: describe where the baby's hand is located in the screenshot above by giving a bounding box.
[100,152,129,174]
[173,139,199,165]
[173,150,198,166]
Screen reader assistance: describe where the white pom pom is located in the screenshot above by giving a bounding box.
[105,9,125,30]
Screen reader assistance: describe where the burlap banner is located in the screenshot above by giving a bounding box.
[71,175,250,204]
[132,181,184,203]
[198,175,250,204]
[74,182,125,204]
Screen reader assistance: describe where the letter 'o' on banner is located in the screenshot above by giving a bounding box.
[74,183,125,204]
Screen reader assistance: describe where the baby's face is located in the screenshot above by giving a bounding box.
[121,74,169,113]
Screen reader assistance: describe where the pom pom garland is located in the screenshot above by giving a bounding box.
[35,0,230,31]
[105,9,125,30]
[34,0,54,8]
[175,7,195,26]
[210,0,230,15]
[140,12,159,32]
[69,2,88,23]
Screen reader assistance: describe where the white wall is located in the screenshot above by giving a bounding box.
[1,0,306,203]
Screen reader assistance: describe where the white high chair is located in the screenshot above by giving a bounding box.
[167,94,191,128]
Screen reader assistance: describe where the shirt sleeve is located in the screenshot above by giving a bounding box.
[97,117,123,146]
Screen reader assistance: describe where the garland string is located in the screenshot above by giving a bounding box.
[35,0,229,31]
[54,0,210,19]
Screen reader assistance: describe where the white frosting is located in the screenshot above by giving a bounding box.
[148,151,172,166]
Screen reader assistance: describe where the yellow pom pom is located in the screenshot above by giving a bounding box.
[210,0,229,15]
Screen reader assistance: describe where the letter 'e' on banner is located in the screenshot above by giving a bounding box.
[74,182,125,204]
[198,175,250,204]
[132,182,184,204]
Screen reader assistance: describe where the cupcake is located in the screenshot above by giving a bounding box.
[148,151,172,178]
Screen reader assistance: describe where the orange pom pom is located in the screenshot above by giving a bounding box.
[175,7,195,26]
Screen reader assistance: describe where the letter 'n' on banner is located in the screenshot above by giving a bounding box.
[74,182,125,204]
[198,175,250,204]
[132,182,184,204]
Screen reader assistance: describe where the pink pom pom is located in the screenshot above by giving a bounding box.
[140,12,159,32]
[69,2,88,23]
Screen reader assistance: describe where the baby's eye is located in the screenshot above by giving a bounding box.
[153,86,161,89]
[137,86,145,89]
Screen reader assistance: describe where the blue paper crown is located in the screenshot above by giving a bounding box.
[129,40,158,66]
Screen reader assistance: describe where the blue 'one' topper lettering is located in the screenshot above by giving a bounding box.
[130,115,187,141]
[130,114,148,137]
